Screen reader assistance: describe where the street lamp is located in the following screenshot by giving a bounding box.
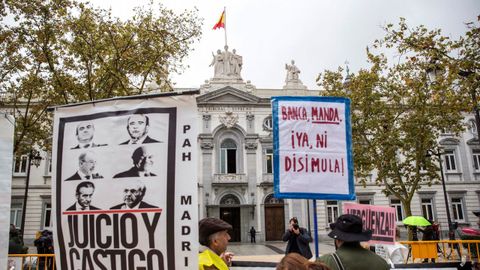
[426,148,455,240]
[20,149,42,242]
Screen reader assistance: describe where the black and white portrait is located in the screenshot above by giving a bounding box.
[120,114,161,144]
[71,121,107,149]
[66,151,103,180]
[66,181,100,211]
[114,146,156,178]
[110,180,158,209]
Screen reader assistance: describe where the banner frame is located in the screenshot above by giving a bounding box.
[272,96,355,200]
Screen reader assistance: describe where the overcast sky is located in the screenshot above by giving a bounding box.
[90,0,480,90]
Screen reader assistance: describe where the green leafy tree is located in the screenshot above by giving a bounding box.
[0,0,202,154]
[317,19,471,238]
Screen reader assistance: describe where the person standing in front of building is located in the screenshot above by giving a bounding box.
[199,217,235,270]
[250,226,256,243]
[282,217,313,259]
[317,214,390,270]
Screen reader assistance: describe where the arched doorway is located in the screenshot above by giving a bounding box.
[264,194,285,241]
[219,194,241,242]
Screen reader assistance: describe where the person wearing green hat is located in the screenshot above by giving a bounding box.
[317,214,390,270]
[198,217,234,270]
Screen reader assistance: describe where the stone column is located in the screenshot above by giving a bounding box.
[245,135,258,223]
[199,135,214,218]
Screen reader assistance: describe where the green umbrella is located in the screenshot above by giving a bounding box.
[402,216,431,226]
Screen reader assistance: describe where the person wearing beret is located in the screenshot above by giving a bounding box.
[316,214,390,270]
[198,217,234,270]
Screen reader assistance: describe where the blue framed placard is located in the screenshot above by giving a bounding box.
[272,96,355,200]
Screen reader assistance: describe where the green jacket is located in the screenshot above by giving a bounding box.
[317,245,390,270]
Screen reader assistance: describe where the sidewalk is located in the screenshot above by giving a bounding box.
[229,241,336,263]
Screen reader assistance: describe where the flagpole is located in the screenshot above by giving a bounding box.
[224,7,227,47]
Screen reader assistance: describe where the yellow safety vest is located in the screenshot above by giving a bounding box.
[198,249,229,270]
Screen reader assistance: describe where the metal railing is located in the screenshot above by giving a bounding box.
[7,254,55,270]
[399,240,480,264]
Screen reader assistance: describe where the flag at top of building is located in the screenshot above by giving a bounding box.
[213,9,225,30]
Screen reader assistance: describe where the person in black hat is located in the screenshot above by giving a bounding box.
[282,217,313,259]
[316,214,390,270]
[199,217,234,270]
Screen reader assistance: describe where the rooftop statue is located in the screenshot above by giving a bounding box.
[283,59,307,90]
[285,60,301,83]
[210,45,242,79]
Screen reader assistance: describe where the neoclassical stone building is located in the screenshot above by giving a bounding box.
[6,46,480,244]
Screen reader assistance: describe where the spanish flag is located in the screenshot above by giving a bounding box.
[213,11,225,30]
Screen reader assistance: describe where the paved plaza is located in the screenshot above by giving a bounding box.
[229,240,336,263]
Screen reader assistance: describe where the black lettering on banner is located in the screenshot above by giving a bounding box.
[92,249,108,270]
[182,241,191,251]
[142,213,160,249]
[82,249,95,270]
[185,256,189,267]
[181,210,191,220]
[181,196,192,205]
[147,250,164,270]
[96,214,112,248]
[71,215,88,248]
[120,214,138,248]
[69,248,80,269]
[182,226,190,235]
[69,248,166,269]
[105,249,127,270]
[89,214,95,248]
[68,215,75,247]
[182,139,191,147]
[128,249,146,270]
[182,152,191,161]
[113,214,120,248]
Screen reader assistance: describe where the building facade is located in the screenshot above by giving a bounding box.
[5,47,480,244]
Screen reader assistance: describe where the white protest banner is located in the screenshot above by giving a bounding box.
[272,96,355,200]
[344,203,396,244]
[52,92,198,269]
[0,114,14,266]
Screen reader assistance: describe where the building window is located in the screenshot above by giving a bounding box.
[42,202,52,229]
[13,155,28,175]
[473,149,480,172]
[220,139,237,174]
[48,155,52,173]
[390,199,404,222]
[326,201,339,224]
[451,198,465,222]
[220,194,240,205]
[263,116,273,131]
[264,194,284,204]
[358,198,372,205]
[265,149,273,174]
[10,201,23,228]
[444,150,457,172]
[421,198,435,220]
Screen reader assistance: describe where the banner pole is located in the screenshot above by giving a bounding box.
[313,199,319,258]
[224,7,227,47]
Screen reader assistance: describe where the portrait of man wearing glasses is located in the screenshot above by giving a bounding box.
[110,180,158,209]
